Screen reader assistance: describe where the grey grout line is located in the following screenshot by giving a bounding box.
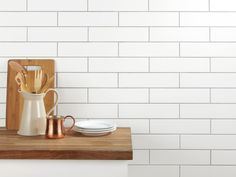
[149,149,151,164]
[128,164,236,166]
[1,56,236,59]
[87,0,89,11]
[3,25,236,27]
[29,71,236,74]
[118,12,120,26]
[210,150,212,165]
[26,0,28,11]
[5,40,236,43]
[3,86,236,90]
[4,10,236,12]
[179,165,181,177]
[57,12,59,26]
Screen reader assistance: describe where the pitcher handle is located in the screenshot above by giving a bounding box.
[44,88,59,117]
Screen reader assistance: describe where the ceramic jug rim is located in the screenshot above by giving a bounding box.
[18,90,45,96]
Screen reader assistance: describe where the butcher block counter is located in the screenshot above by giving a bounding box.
[0,127,132,177]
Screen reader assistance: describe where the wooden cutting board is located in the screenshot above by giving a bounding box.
[6,59,55,130]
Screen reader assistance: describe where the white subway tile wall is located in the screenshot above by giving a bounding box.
[0,0,236,177]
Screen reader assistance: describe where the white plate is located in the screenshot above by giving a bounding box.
[75,127,116,133]
[80,132,112,137]
[75,120,115,130]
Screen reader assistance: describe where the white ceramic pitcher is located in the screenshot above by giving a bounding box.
[17,89,58,136]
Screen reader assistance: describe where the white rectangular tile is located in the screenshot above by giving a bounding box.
[58,43,118,57]
[0,88,6,103]
[0,58,8,72]
[0,12,57,26]
[120,43,179,57]
[59,12,118,26]
[89,0,148,11]
[0,43,57,57]
[181,104,236,118]
[182,166,236,177]
[150,27,209,41]
[119,73,179,87]
[161,58,208,72]
[181,135,236,149]
[180,12,236,26]
[212,120,236,134]
[211,0,236,11]
[211,89,236,103]
[58,73,117,87]
[150,58,209,72]
[119,104,179,118]
[181,43,236,57]
[89,89,148,103]
[28,27,87,41]
[150,119,210,134]
[0,0,26,11]
[57,89,87,103]
[151,89,209,103]
[129,166,179,177]
[89,58,148,72]
[132,135,179,149]
[129,150,149,164]
[0,104,6,118]
[58,104,117,118]
[211,58,236,72]
[55,58,87,72]
[150,150,210,165]
[89,27,148,41]
[211,28,236,41]
[150,0,208,11]
[120,12,178,26]
[115,119,149,134]
[212,151,236,165]
[0,27,26,41]
[0,119,5,127]
[181,73,236,88]
[0,73,7,87]
[28,0,87,11]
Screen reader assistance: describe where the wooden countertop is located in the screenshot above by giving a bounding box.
[0,128,132,160]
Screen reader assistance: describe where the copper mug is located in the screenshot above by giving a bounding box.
[46,115,75,139]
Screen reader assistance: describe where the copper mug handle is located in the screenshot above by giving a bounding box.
[64,115,75,132]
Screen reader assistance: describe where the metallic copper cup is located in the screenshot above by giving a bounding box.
[46,115,75,139]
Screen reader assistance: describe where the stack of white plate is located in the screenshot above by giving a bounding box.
[74,120,117,136]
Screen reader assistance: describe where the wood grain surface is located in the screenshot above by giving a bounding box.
[6,59,55,130]
[0,128,133,160]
